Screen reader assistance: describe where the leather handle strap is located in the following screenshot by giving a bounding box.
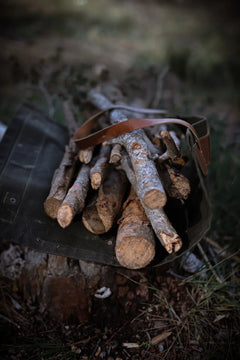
[73,107,210,175]
[73,105,166,138]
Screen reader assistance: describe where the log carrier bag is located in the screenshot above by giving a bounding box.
[0,102,211,266]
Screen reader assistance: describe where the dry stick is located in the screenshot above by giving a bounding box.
[109,143,122,164]
[63,99,93,164]
[88,89,167,209]
[169,130,181,149]
[79,146,94,164]
[57,163,90,228]
[44,142,78,219]
[160,129,185,167]
[121,155,182,254]
[197,243,224,284]
[44,100,79,219]
[204,237,240,264]
[156,129,190,199]
[90,145,111,189]
[115,187,156,269]
[161,129,181,160]
[82,168,128,234]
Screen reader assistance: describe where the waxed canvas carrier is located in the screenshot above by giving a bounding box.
[0,103,211,266]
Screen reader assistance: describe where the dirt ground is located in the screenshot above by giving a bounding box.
[0,1,240,359]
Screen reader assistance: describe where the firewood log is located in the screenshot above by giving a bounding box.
[57,163,90,228]
[44,140,78,219]
[109,143,122,164]
[159,165,191,200]
[90,145,111,189]
[82,168,128,234]
[44,99,79,219]
[121,154,182,254]
[79,146,94,164]
[88,90,167,209]
[115,187,156,269]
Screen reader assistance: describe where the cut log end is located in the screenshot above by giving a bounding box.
[79,148,93,164]
[82,206,106,235]
[109,144,122,164]
[57,205,73,228]
[143,189,167,209]
[90,173,102,190]
[116,236,155,269]
[44,198,62,219]
[161,233,182,254]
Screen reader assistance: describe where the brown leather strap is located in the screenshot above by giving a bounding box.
[72,105,166,138]
[73,108,210,175]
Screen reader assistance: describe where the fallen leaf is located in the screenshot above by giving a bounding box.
[151,331,172,345]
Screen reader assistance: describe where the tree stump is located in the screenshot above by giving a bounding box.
[0,244,114,323]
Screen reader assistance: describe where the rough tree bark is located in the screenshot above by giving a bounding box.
[115,187,156,269]
[82,168,128,234]
[44,100,79,219]
[88,89,167,210]
[57,163,90,228]
[90,145,111,189]
[121,154,182,254]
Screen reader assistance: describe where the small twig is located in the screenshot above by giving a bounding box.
[109,143,122,163]
[207,245,218,265]
[204,237,240,263]
[89,339,101,360]
[167,269,188,280]
[197,243,224,284]
[79,147,94,164]
[181,248,240,284]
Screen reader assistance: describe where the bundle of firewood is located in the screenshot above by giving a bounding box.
[44,90,191,269]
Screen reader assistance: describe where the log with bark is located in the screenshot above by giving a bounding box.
[90,145,111,189]
[2,73,201,329]
[109,143,122,164]
[79,146,94,164]
[44,86,193,268]
[82,168,128,234]
[44,99,79,219]
[57,163,91,228]
[115,187,156,269]
[88,90,167,210]
[120,154,182,254]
